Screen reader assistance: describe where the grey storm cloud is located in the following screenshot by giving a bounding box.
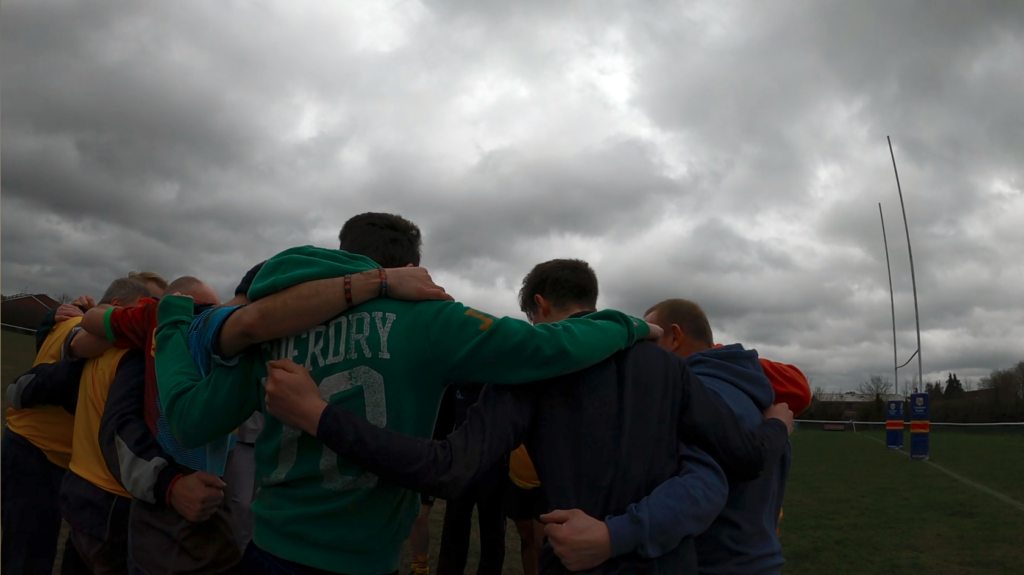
[3,0,1022,391]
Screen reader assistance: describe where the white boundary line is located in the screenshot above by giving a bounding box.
[858,433,1024,513]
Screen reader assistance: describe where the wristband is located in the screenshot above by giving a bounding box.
[165,473,184,506]
[103,307,117,342]
[343,274,354,307]
[378,267,388,298]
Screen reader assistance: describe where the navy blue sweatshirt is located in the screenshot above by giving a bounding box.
[600,344,789,574]
[315,339,789,574]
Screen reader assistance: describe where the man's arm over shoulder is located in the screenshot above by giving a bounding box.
[313,383,537,500]
[5,359,84,414]
[155,295,261,448]
[677,364,790,482]
[760,359,811,416]
[68,329,114,360]
[217,257,450,358]
[605,445,728,559]
[428,301,651,385]
[217,263,373,358]
[82,300,154,350]
[99,350,182,506]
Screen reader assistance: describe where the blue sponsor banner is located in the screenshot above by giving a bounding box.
[909,393,930,460]
[886,400,904,449]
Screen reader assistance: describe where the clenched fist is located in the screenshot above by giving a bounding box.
[264,359,328,436]
[764,403,794,435]
[540,509,612,572]
[170,471,226,523]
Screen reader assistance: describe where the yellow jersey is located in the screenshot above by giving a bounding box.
[68,347,133,498]
[5,317,81,468]
[509,445,541,489]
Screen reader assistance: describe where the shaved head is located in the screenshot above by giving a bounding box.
[645,299,715,348]
[166,276,221,305]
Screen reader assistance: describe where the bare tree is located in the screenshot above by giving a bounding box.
[963,377,975,392]
[1017,361,1024,401]
[812,385,826,401]
[858,375,893,397]
[982,366,1022,404]
[53,293,73,304]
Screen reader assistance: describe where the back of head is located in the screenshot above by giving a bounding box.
[166,276,221,305]
[338,212,422,268]
[128,270,168,297]
[646,298,714,348]
[518,259,599,320]
[99,278,152,307]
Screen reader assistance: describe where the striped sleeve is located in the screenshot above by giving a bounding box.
[99,350,181,506]
[188,306,244,375]
[105,299,158,349]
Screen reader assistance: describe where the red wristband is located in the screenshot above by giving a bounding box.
[165,473,184,506]
[343,274,354,307]
[378,267,388,298]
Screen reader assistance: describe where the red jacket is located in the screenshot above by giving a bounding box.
[759,359,811,416]
[712,344,811,416]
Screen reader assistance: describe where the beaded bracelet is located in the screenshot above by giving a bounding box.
[343,274,354,307]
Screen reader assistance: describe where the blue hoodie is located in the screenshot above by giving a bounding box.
[604,344,789,575]
[691,344,788,575]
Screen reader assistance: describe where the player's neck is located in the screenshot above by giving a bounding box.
[546,305,596,323]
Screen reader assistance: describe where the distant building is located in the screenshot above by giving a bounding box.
[813,392,906,420]
[962,388,998,402]
[1,293,60,334]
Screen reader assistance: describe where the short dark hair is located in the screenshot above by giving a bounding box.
[99,278,151,306]
[518,259,599,319]
[235,261,266,297]
[645,299,714,347]
[338,213,422,268]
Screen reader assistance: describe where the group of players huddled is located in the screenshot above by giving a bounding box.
[3,212,811,575]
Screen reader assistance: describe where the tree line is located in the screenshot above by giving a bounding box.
[800,359,1024,423]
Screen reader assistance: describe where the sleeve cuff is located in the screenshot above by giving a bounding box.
[316,403,338,440]
[62,326,85,362]
[156,295,197,328]
[212,353,242,368]
[605,512,642,558]
[632,315,651,341]
[208,305,244,364]
[103,308,117,342]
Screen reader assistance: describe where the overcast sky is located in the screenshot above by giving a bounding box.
[3,0,1022,391]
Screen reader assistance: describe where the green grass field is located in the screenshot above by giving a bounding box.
[783,429,1024,575]
[3,330,1023,574]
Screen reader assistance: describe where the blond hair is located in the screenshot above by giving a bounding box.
[128,271,169,291]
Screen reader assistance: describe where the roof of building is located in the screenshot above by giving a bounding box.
[816,393,906,403]
[1,294,60,331]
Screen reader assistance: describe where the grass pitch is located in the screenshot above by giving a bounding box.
[782,429,1024,575]
[3,331,1022,574]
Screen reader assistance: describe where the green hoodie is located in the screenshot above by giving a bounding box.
[155,246,649,574]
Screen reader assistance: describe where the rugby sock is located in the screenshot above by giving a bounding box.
[411,555,430,574]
